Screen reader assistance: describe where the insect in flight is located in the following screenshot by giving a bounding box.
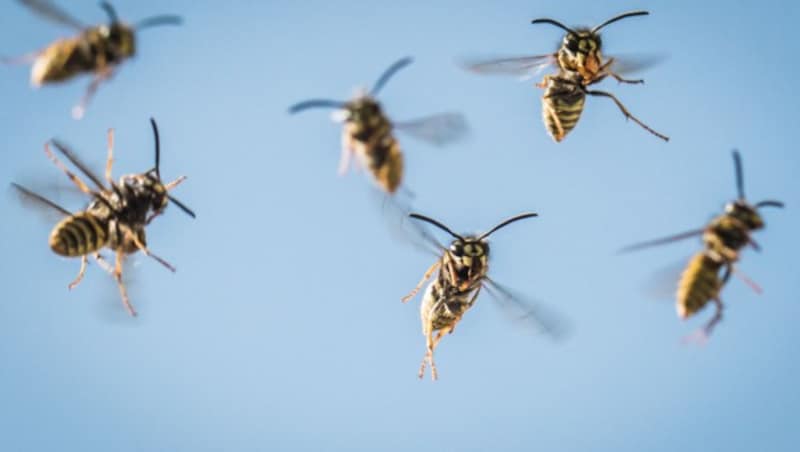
[11,118,195,316]
[620,151,783,340]
[402,212,566,380]
[3,0,182,119]
[462,10,668,142]
[288,57,468,195]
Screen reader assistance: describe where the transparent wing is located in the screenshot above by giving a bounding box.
[460,54,556,79]
[483,277,570,341]
[19,0,85,30]
[618,228,705,254]
[640,256,688,301]
[394,113,468,147]
[10,182,72,224]
[606,53,668,75]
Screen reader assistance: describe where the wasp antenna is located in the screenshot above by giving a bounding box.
[371,57,413,96]
[409,213,465,241]
[135,15,183,30]
[591,10,649,33]
[168,195,196,218]
[755,200,785,209]
[149,117,161,178]
[732,149,745,200]
[288,99,347,114]
[99,2,119,23]
[478,212,538,240]
[530,18,576,34]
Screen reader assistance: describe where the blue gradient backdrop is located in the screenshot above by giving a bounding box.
[1,1,798,451]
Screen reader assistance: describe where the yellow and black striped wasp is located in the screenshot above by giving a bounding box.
[620,151,783,340]
[462,10,668,142]
[289,57,468,195]
[401,212,566,380]
[3,0,181,119]
[11,118,195,316]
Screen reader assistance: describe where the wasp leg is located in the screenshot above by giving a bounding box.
[584,89,669,141]
[44,142,94,195]
[402,261,440,303]
[609,72,644,84]
[72,67,115,120]
[113,250,137,317]
[164,175,188,191]
[131,234,176,273]
[419,327,448,381]
[598,57,644,84]
[338,132,355,176]
[93,253,114,274]
[732,266,763,295]
[67,255,89,290]
[105,128,115,184]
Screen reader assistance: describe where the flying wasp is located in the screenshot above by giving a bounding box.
[11,118,195,316]
[401,212,565,380]
[463,10,668,142]
[288,57,468,195]
[620,151,783,340]
[3,0,181,119]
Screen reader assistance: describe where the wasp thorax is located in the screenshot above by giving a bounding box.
[119,172,168,215]
[725,201,765,230]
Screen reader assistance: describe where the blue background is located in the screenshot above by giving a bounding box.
[1,1,798,451]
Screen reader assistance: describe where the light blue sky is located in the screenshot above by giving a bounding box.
[1,1,798,451]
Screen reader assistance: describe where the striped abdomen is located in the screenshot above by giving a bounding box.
[49,212,109,257]
[541,74,586,142]
[676,251,725,319]
[420,278,478,334]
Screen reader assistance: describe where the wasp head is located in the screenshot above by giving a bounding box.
[560,29,602,77]
[725,200,764,231]
[118,172,168,219]
[338,96,383,126]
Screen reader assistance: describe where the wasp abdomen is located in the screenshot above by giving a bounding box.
[49,212,108,257]
[541,75,586,142]
[676,252,724,319]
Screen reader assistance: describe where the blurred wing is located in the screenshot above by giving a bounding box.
[618,228,705,253]
[641,256,687,301]
[10,182,72,223]
[460,54,556,79]
[19,0,85,30]
[606,53,668,75]
[394,113,468,147]
[483,277,570,341]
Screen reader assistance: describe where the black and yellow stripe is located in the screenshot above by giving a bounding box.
[49,212,109,257]
[540,73,586,142]
[676,251,724,319]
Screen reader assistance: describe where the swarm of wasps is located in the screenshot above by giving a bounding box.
[6,4,786,381]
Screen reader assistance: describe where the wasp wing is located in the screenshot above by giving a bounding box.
[606,53,668,76]
[460,54,557,79]
[394,113,469,147]
[19,0,85,30]
[10,182,72,218]
[483,277,570,341]
[618,228,706,253]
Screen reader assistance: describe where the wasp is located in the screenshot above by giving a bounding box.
[288,57,468,195]
[11,118,195,316]
[401,212,565,380]
[620,151,783,340]
[3,0,181,119]
[463,10,668,142]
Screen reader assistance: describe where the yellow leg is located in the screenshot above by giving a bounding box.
[114,250,137,317]
[402,261,440,303]
[105,128,115,184]
[44,142,94,195]
[72,67,114,120]
[164,175,187,191]
[68,255,89,290]
[338,133,354,176]
[93,253,113,274]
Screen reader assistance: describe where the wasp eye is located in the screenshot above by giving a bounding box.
[565,37,579,52]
